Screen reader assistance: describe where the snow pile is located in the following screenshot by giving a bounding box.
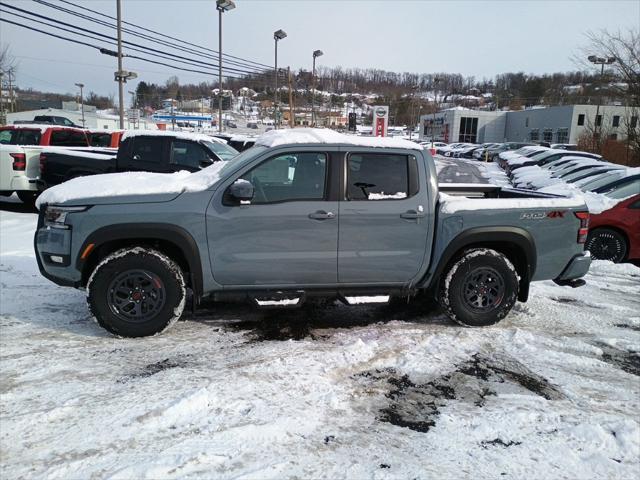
[35,161,227,208]
[255,128,424,150]
[2,208,640,478]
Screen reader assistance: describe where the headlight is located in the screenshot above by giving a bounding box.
[44,205,88,229]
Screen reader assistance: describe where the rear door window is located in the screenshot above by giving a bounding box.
[89,133,112,147]
[50,130,87,146]
[347,153,417,200]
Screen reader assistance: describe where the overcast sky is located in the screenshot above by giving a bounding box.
[1,0,638,99]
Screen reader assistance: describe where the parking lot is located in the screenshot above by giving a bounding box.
[1,158,638,479]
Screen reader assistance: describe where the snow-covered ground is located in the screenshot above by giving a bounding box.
[1,187,639,478]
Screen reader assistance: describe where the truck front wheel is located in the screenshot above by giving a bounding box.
[439,248,518,327]
[87,247,186,337]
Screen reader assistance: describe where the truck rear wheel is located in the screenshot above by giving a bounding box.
[87,247,186,337]
[439,248,518,327]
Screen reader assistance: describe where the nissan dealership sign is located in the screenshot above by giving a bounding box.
[372,106,389,137]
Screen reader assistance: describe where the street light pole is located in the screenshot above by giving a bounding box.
[588,55,617,140]
[216,0,236,133]
[273,29,287,129]
[311,49,323,127]
[116,0,124,129]
[75,83,85,127]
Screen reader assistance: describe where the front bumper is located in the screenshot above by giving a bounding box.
[553,252,591,286]
[34,212,82,288]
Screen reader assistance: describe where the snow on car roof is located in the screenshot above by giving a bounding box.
[254,128,424,150]
[121,130,228,144]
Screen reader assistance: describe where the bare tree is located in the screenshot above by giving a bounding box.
[574,28,640,165]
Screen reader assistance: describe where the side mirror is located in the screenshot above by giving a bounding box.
[227,179,254,203]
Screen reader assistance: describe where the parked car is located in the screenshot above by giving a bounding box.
[497,146,549,169]
[550,144,578,151]
[506,149,602,175]
[34,130,591,337]
[586,194,640,263]
[0,125,89,147]
[453,145,482,159]
[212,133,256,152]
[86,130,123,148]
[38,131,239,189]
[33,115,82,128]
[0,145,41,205]
[247,122,259,129]
[488,142,536,162]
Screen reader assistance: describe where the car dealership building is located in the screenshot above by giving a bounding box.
[420,104,637,144]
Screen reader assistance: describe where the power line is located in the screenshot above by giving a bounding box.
[1,3,269,76]
[36,0,272,71]
[0,17,255,80]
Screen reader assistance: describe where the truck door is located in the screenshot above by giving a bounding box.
[338,151,431,284]
[126,136,169,172]
[206,149,338,286]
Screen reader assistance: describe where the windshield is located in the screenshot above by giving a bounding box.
[578,170,627,191]
[202,140,239,161]
[603,179,640,199]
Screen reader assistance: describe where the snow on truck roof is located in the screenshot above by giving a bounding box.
[254,128,424,150]
[121,130,228,144]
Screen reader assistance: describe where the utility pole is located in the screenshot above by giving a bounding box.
[311,50,323,127]
[216,1,235,133]
[0,72,4,125]
[7,72,14,113]
[75,83,85,127]
[273,29,287,129]
[116,0,124,128]
[288,67,294,128]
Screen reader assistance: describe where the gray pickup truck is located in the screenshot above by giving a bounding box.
[34,131,591,337]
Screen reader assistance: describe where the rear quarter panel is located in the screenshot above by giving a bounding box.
[430,202,587,281]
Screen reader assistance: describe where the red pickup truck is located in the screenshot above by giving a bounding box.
[0,125,89,147]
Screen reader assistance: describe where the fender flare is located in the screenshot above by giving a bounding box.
[425,226,536,301]
[76,223,203,296]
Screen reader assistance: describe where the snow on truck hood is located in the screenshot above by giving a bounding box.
[254,128,424,150]
[35,162,227,209]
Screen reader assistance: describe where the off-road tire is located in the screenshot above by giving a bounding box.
[585,228,627,263]
[439,248,518,327]
[87,247,186,337]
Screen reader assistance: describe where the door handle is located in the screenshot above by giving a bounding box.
[308,210,336,220]
[400,210,426,220]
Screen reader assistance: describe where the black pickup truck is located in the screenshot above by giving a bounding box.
[38,131,239,189]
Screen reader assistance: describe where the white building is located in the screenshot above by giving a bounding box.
[420,104,638,144]
[5,103,157,130]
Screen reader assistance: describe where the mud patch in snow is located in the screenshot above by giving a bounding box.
[361,353,564,433]
[120,357,190,382]
[594,342,640,377]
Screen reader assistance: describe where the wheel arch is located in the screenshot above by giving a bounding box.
[426,227,536,302]
[77,223,203,296]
